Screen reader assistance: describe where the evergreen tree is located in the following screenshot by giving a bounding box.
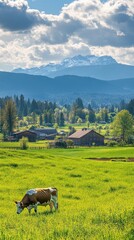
[88,110,96,123]
[47,111,54,126]
[44,111,49,125]
[119,100,126,111]
[75,98,84,109]
[3,99,17,135]
[87,103,93,111]
[39,114,43,126]
[127,99,134,115]
[109,105,115,113]
[71,98,85,122]
[59,112,65,126]
[0,107,3,133]
[31,99,38,114]
[19,94,25,117]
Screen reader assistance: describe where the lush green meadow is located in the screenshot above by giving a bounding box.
[0,146,134,240]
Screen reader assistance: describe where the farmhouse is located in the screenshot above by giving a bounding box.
[32,128,57,140]
[13,128,57,142]
[13,130,37,142]
[68,128,104,146]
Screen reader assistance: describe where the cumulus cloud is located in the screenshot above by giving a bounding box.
[0,0,133,46]
[90,45,134,66]
[1,0,133,47]
[0,0,134,70]
[39,0,134,48]
[40,16,84,45]
[0,0,51,31]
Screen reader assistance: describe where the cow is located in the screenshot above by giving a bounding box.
[15,187,58,214]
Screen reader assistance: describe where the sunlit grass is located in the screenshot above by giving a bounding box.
[0,147,134,239]
[0,140,48,148]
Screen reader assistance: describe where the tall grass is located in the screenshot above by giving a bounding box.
[0,147,134,239]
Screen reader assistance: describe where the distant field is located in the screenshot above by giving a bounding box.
[0,147,134,240]
[0,141,47,148]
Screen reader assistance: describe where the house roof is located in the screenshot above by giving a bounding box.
[68,129,92,139]
[13,130,36,136]
[68,129,104,139]
[13,130,35,135]
[32,128,57,136]
[13,128,57,137]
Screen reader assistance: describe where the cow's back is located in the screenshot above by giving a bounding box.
[35,188,51,204]
[27,188,57,204]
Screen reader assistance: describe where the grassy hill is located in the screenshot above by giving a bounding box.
[0,146,134,239]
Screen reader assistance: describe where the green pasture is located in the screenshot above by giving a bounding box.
[0,147,134,240]
[0,140,48,149]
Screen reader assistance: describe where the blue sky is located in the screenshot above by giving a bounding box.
[28,0,74,14]
[28,0,107,14]
[0,0,133,71]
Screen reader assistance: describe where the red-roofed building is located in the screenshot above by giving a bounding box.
[68,128,104,146]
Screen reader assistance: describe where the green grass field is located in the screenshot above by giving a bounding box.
[0,146,134,240]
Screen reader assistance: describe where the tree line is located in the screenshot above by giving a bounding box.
[0,95,134,140]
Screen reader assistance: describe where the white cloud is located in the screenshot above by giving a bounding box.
[0,0,51,31]
[90,46,134,65]
[0,0,133,70]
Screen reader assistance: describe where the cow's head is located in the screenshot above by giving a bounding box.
[15,201,24,214]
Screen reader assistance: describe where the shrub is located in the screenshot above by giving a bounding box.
[107,140,117,147]
[68,126,76,135]
[55,135,63,140]
[118,140,126,147]
[55,140,67,148]
[66,139,74,148]
[19,137,29,150]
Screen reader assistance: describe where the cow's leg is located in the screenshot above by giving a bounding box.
[54,201,58,210]
[34,204,38,214]
[49,201,54,212]
[55,202,58,210]
[51,196,58,210]
[27,205,33,214]
[29,195,38,214]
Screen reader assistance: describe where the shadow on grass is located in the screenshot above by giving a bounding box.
[62,194,80,200]
[28,209,58,217]
[0,163,33,168]
[69,174,82,178]
[38,210,57,216]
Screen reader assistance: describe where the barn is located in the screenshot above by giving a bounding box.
[32,128,57,140]
[68,128,104,146]
[13,128,57,142]
[13,130,37,142]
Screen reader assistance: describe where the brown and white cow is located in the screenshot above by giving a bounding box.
[15,187,58,214]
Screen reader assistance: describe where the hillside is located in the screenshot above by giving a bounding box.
[48,64,134,80]
[0,71,134,103]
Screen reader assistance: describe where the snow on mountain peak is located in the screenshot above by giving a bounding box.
[13,55,117,76]
[61,55,117,68]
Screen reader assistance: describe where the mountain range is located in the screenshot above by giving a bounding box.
[0,55,134,104]
[13,55,134,80]
[0,71,134,104]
